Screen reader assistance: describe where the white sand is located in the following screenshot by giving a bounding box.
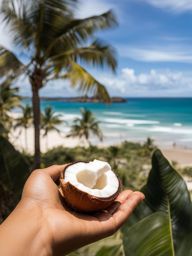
[160,147,192,167]
[9,112,83,152]
[9,112,192,166]
[10,127,82,153]
[9,126,192,167]
[9,116,192,192]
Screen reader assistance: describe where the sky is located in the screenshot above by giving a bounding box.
[1,0,192,97]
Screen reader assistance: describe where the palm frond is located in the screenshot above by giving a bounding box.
[41,106,62,135]
[1,0,34,48]
[68,108,103,144]
[91,126,103,141]
[1,0,77,51]
[48,39,117,72]
[28,0,77,54]
[14,104,33,129]
[46,10,117,56]
[0,46,24,77]
[64,63,111,102]
[0,81,21,111]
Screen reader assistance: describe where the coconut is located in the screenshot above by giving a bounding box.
[60,160,120,212]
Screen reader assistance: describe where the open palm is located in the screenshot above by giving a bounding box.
[22,165,144,255]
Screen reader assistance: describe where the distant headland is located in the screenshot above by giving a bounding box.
[23,96,127,103]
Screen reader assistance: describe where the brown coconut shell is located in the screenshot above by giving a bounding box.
[60,162,121,213]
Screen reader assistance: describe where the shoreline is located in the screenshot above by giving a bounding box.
[10,126,192,167]
[22,96,127,103]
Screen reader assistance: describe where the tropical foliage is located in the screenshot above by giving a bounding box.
[67,108,103,146]
[68,150,192,256]
[14,104,33,149]
[42,147,192,256]
[0,136,29,222]
[41,106,62,150]
[42,141,153,189]
[0,0,117,167]
[0,81,21,137]
[1,137,192,255]
[143,137,155,151]
[122,150,192,256]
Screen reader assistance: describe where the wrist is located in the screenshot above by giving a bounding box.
[0,199,52,256]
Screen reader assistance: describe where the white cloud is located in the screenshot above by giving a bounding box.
[118,45,192,63]
[98,68,192,97]
[75,0,118,18]
[121,68,182,86]
[0,16,13,50]
[18,67,192,97]
[139,0,192,13]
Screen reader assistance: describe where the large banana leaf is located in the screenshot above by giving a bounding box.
[0,136,30,221]
[68,245,122,256]
[0,136,30,190]
[122,149,192,256]
[95,245,122,256]
[123,212,173,256]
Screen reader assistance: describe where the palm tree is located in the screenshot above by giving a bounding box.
[0,0,117,167]
[144,137,155,151]
[68,108,103,146]
[0,123,7,138]
[107,146,119,170]
[41,106,62,151]
[14,104,33,150]
[0,80,21,138]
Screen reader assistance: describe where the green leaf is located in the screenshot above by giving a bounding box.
[49,40,117,72]
[122,149,192,256]
[0,136,30,221]
[123,212,173,256]
[0,136,29,193]
[46,10,117,55]
[0,46,23,77]
[64,63,111,102]
[67,108,103,146]
[95,245,122,256]
[0,0,116,109]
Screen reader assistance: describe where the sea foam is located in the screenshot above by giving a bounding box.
[103,112,145,117]
[103,117,159,126]
[148,126,192,135]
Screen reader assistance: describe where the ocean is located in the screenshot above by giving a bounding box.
[24,97,192,148]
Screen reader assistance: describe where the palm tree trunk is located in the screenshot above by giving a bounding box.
[31,85,41,168]
[46,134,48,151]
[25,127,28,150]
[85,134,90,147]
[87,139,91,147]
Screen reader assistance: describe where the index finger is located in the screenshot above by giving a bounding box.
[42,164,68,181]
[97,191,144,236]
[112,191,144,229]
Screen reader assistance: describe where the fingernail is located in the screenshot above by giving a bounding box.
[139,193,145,199]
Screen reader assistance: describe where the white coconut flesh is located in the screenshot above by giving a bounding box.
[64,160,119,198]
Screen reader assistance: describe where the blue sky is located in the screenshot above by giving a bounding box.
[1,0,192,97]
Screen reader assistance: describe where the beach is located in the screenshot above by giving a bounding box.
[10,127,81,152]
[161,147,192,167]
[10,125,192,167]
[10,97,192,167]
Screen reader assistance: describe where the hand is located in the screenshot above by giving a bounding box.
[0,165,145,256]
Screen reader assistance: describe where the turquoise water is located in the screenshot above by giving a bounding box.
[24,98,192,148]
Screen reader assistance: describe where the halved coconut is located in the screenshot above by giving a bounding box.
[60,160,121,212]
